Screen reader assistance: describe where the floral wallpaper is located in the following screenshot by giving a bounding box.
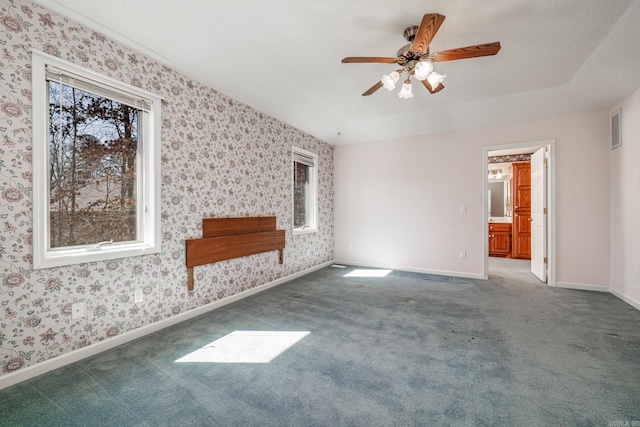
[0,0,334,377]
[488,154,532,164]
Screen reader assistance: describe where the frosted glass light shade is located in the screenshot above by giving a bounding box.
[414,61,433,80]
[427,72,445,90]
[397,80,413,99]
[381,71,400,90]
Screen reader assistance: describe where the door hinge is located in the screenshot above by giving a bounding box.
[544,257,548,264]
[543,207,547,214]
[544,158,548,166]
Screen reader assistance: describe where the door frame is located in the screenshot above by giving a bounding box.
[482,139,556,287]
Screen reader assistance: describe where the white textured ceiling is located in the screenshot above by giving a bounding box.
[34,0,640,145]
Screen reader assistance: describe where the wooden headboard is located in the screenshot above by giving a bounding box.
[185,216,285,290]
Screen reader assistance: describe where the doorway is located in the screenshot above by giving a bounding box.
[483,140,556,287]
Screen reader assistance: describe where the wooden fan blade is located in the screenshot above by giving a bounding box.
[342,57,397,64]
[362,81,384,96]
[430,42,501,62]
[421,80,444,94]
[411,13,445,53]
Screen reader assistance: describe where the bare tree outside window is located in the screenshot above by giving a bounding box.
[293,161,309,228]
[33,51,160,269]
[292,148,317,233]
[48,80,139,248]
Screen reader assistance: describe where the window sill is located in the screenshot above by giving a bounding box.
[34,242,160,269]
[293,227,318,236]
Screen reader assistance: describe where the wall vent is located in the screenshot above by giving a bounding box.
[611,109,621,149]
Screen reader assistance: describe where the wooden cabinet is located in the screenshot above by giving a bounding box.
[489,222,512,257]
[511,162,531,259]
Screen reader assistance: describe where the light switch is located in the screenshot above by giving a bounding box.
[459,205,466,214]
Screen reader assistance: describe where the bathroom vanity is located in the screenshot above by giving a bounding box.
[488,220,512,257]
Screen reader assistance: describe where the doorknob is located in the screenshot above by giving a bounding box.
[528,218,533,221]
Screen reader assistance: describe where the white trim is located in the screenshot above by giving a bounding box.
[4,260,636,390]
[557,283,640,311]
[332,259,486,280]
[292,146,318,234]
[0,261,332,390]
[292,227,318,236]
[610,288,640,311]
[31,49,161,102]
[31,50,162,269]
[483,139,557,287]
[556,282,610,293]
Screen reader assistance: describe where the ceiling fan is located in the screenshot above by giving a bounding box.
[342,13,501,98]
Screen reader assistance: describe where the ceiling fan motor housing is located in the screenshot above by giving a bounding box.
[396,44,429,66]
[403,25,419,42]
[398,25,430,66]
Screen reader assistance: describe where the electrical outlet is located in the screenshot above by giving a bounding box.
[459,250,467,259]
[134,288,144,303]
[72,302,85,320]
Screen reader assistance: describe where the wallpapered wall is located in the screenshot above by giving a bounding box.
[0,0,334,376]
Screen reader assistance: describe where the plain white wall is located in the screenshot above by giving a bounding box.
[610,87,640,307]
[334,110,610,286]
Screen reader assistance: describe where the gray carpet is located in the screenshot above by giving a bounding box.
[1,261,639,426]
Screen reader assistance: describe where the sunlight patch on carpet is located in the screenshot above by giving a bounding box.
[344,269,392,277]
[175,331,310,364]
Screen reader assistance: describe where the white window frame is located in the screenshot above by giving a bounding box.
[292,146,318,235]
[31,50,161,269]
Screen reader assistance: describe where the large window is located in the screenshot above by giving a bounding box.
[292,147,318,234]
[32,50,161,269]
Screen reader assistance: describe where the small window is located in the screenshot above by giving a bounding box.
[292,147,318,234]
[31,50,161,269]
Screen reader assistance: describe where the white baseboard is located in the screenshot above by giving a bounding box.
[556,282,640,311]
[610,288,640,311]
[556,281,610,292]
[0,261,333,391]
[4,260,635,391]
[332,259,486,280]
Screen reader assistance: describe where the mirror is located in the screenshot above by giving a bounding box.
[488,178,512,219]
[488,182,505,217]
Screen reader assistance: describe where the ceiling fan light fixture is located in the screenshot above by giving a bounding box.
[381,71,400,90]
[342,13,501,97]
[426,71,445,90]
[413,60,433,80]
[397,79,413,99]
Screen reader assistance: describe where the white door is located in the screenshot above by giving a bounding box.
[530,147,547,282]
